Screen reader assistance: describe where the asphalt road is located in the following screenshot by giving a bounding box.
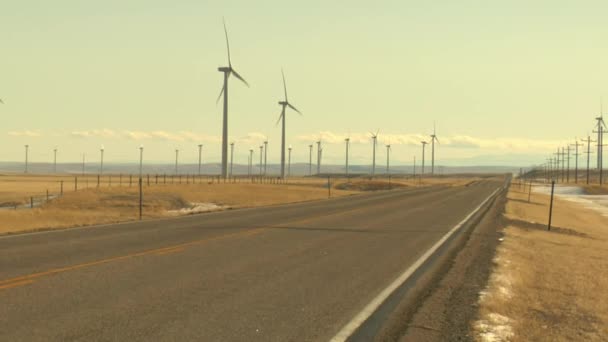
[0,179,503,342]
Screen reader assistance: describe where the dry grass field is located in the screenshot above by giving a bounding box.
[475,185,608,341]
[0,173,484,235]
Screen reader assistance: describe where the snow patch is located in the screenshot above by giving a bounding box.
[533,185,608,217]
[167,202,228,215]
[476,313,514,342]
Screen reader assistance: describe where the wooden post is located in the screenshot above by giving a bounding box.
[548,181,555,231]
[328,176,331,198]
[60,180,64,196]
[30,197,34,208]
[75,176,78,191]
[139,177,143,220]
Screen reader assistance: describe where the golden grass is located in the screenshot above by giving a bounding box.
[0,177,358,235]
[475,186,608,341]
[0,173,482,235]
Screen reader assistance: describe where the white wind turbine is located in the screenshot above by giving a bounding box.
[370,130,379,177]
[276,69,302,179]
[216,18,249,179]
[430,122,440,175]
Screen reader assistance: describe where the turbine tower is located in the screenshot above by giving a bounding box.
[53,147,58,173]
[100,145,105,176]
[308,144,313,176]
[229,142,235,177]
[345,137,350,178]
[276,69,302,179]
[263,138,268,175]
[24,145,29,173]
[430,122,440,175]
[421,141,428,175]
[369,130,379,177]
[386,144,391,175]
[198,144,203,176]
[217,18,249,179]
[316,140,322,175]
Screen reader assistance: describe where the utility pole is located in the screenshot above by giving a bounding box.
[308,144,313,176]
[593,124,606,185]
[386,145,391,175]
[198,144,203,176]
[571,139,583,184]
[583,136,594,185]
[565,145,571,183]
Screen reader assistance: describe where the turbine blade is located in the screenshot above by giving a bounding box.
[275,110,284,126]
[231,69,250,87]
[216,85,225,104]
[287,103,302,115]
[282,69,288,102]
[435,136,440,144]
[223,18,232,67]
[0,98,3,104]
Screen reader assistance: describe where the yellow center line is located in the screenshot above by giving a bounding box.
[0,192,425,290]
[0,280,34,290]
[0,227,267,288]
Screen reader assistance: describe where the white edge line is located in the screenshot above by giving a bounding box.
[330,186,503,342]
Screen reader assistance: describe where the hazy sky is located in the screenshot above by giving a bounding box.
[1,1,607,166]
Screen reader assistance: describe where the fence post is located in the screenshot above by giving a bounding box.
[548,180,555,231]
[147,174,150,186]
[328,176,331,198]
[60,180,64,196]
[30,197,34,209]
[97,175,100,188]
[46,189,49,201]
[528,180,532,203]
[75,176,78,191]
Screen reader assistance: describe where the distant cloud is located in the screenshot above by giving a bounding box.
[8,130,42,137]
[297,131,567,152]
[122,130,221,143]
[71,129,116,138]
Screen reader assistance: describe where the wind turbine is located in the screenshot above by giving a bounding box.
[421,141,429,175]
[263,138,268,175]
[288,145,292,177]
[100,145,105,176]
[24,145,29,173]
[276,69,302,179]
[217,18,249,179]
[430,122,440,175]
[308,144,313,176]
[370,130,379,177]
[345,136,350,178]
[198,144,203,176]
[386,143,391,175]
[53,147,58,173]
[175,149,179,175]
[316,139,322,175]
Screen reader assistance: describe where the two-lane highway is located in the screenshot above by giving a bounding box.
[0,179,503,341]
